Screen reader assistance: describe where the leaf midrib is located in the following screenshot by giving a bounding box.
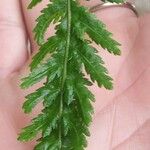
[58,0,71,148]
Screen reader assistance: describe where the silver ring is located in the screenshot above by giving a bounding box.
[89,2,138,17]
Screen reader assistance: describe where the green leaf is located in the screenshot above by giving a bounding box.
[66,106,89,149]
[20,65,48,89]
[75,83,94,126]
[19,0,123,149]
[34,132,60,150]
[34,0,66,45]
[30,36,59,70]
[43,89,60,107]
[64,77,75,105]
[23,86,49,113]
[18,99,60,142]
[28,0,42,9]
[18,114,47,141]
[72,2,121,55]
[77,41,113,89]
[21,57,59,89]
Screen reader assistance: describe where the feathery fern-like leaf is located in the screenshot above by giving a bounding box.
[28,0,42,9]
[18,0,124,149]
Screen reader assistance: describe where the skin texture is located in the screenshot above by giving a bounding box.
[0,0,150,149]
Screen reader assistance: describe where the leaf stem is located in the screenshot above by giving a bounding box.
[59,0,71,148]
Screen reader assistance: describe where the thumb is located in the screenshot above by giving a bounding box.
[0,0,28,78]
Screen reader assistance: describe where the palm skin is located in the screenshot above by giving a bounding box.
[0,0,150,149]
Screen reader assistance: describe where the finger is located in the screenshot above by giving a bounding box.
[87,68,150,149]
[115,13,150,94]
[0,0,28,77]
[79,0,101,7]
[87,11,150,150]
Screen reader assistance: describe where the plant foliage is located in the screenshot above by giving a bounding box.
[18,0,124,149]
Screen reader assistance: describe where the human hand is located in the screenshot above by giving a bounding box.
[0,0,150,149]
